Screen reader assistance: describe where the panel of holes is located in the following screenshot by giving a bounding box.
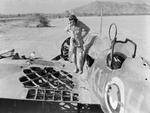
[26,88,79,102]
[20,66,74,90]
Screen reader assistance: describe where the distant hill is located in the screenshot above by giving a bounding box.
[1,1,150,19]
[68,1,150,16]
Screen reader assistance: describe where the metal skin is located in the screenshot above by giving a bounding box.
[0,60,104,113]
[86,38,150,113]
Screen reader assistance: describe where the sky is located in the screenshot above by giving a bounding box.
[0,0,150,14]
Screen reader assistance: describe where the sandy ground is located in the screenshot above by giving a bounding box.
[0,15,150,60]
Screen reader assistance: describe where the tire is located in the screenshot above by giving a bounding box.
[61,37,70,61]
[104,77,125,113]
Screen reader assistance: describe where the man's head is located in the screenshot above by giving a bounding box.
[68,15,78,25]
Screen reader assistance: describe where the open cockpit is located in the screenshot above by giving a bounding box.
[107,38,137,70]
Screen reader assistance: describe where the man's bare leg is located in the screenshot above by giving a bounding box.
[77,48,84,74]
[74,48,79,73]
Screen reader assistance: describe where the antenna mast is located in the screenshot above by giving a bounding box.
[100,8,103,37]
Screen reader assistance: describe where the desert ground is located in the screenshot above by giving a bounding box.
[0,15,150,61]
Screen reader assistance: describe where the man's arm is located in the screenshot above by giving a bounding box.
[80,21,90,39]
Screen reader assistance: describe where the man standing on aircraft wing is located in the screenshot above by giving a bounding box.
[65,15,90,74]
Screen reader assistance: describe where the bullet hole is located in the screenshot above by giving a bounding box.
[143,63,147,66]
[145,78,148,80]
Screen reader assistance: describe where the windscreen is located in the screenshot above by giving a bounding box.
[113,39,137,58]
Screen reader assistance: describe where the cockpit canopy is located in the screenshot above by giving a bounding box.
[107,38,137,70]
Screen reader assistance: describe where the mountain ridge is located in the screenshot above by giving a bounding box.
[1,1,150,19]
[68,1,150,16]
